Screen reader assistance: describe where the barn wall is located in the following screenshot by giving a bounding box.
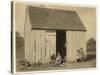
[66,31,86,62]
[45,30,56,63]
[30,30,36,64]
[41,30,46,63]
[35,30,46,63]
[26,30,46,64]
[25,27,56,64]
[24,7,32,63]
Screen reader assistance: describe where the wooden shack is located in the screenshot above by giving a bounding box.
[24,6,87,64]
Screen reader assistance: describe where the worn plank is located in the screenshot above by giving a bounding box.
[66,31,86,62]
[45,31,56,63]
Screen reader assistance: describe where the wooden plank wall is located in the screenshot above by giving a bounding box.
[66,31,86,62]
[30,30,36,64]
[45,31,56,63]
[25,28,86,63]
[30,30,46,64]
[24,7,32,63]
[29,30,56,64]
[41,30,46,63]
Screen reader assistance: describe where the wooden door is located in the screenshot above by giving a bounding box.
[45,30,56,62]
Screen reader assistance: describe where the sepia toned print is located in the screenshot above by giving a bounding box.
[12,1,96,73]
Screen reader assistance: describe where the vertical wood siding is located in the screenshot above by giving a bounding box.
[25,29,56,64]
[30,30,46,64]
[66,31,86,62]
[24,7,31,63]
[30,30,36,64]
[41,30,46,63]
[45,31,56,63]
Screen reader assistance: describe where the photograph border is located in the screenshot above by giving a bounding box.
[11,1,97,74]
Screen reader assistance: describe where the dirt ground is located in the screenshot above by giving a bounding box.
[16,50,96,72]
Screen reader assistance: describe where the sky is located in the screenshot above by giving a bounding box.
[15,2,96,41]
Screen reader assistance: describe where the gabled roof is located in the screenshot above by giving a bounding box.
[27,6,86,31]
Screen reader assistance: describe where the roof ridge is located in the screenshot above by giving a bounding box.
[28,5,76,13]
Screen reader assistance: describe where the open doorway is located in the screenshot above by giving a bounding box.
[56,30,66,60]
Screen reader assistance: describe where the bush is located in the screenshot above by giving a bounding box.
[86,38,96,51]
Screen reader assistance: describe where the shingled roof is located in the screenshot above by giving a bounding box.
[27,6,86,31]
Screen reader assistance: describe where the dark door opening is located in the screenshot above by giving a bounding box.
[56,30,66,60]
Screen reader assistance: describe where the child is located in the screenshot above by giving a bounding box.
[56,52,61,66]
